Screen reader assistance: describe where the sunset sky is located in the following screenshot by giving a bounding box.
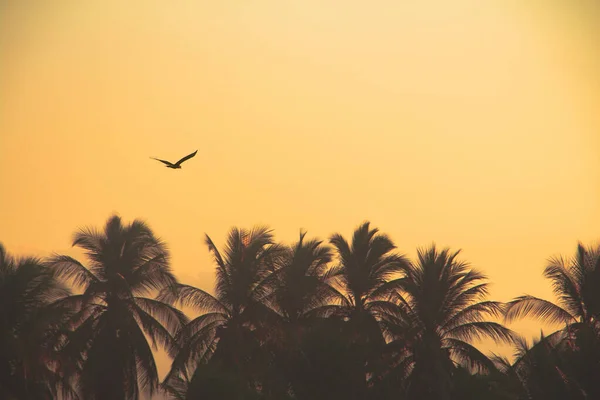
[1,0,599,389]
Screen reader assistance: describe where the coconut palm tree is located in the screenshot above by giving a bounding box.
[328,222,409,335]
[327,221,409,399]
[45,215,187,400]
[0,243,76,399]
[160,226,284,399]
[266,230,334,326]
[389,245,516,400]
[493,333,586,400]
[504,242,600,329]
[504,242,600,398]
[255,230,341,399]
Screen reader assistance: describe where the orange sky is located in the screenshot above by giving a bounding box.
[1,0,599,391]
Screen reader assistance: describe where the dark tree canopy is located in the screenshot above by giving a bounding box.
[2,217,599,400]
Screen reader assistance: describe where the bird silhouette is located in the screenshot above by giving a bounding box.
[151,150,197,169]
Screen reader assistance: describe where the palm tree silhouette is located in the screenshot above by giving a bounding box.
[257,231,339,399]
[391,245,516,400]
[493,333,586,400]
[504,242,600,399]
[266,230,334,326]
[161,226,283,399]
[4,216,598,399]
[45,215,187,400]
[0,243,76,400]
[327,221,409,399]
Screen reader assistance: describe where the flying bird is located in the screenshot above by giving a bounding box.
[151,150,198,169]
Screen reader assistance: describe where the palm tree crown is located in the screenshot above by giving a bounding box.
[161,226,282,397]
[392,245,516,400]
[0,243,74,400]
[325,222,409,399]
[328,221,408,327]
[505,243,600,327]
[266,230,334,324]
[46,215,187,400]
[504,242,600,399]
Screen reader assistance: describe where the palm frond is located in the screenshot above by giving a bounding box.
[543,260,585,318]
[445,338,496,374]
[446,321,518,344]
[504,295,575,325]
[366,277,407,301]
[130,260,178,296]
[369,254,409,283]
[159,283,228,314]
[128,316,161,397]
[45,255,99,288]
[134,297,188,336]
[304,304,346,318]
[169,318,224,378]
[441,301,505,331]
[489,353,514,373]
[129,301,177,352]
[176,312,228,342]
[72,227,103,255]
[329,233,353,266]
[444,281,490,312]
[443,270,489,310]
[161,373,189,400]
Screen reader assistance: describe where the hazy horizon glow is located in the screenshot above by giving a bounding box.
[1,0,599,387]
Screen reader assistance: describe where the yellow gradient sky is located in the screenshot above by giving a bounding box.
[1,0,599,384]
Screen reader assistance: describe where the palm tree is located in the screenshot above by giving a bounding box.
[493,333,586,400]
[504,242,600,398]
[390,245,516,400]
[266,230,334,327]
[504,242,600,329]
[0,243,76,399]
[258,230,339,399]
[45,215,187,400]
[161,226,283,399]
[327,221,409,399]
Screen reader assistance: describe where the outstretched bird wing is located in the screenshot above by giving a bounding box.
[174,150,198,166]
[151,157,175,167]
